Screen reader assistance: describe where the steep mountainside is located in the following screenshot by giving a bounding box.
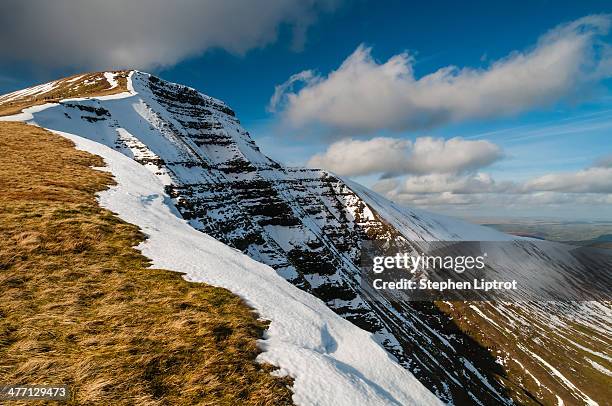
[1,71,610,405]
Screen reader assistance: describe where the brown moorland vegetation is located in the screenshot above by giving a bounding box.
[0,122,293,405]
[0,71,129,117]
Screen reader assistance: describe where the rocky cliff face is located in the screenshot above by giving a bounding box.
[2,71,610,405]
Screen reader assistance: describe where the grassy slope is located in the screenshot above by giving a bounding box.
[0,71,130,117]
[0,122,293,405]
[437,300,612,405]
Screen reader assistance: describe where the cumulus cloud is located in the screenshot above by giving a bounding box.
[382,164,612,198]
[307,136,502,176]
[373,165,612,213]
[271,15,612,135]
[385,188,612,211]
[396,172,515,195]
[0,0,339,69]
[269,70,315,113]
[524,167,612,193]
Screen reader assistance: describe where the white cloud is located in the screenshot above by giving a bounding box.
[271,15,612,135]
[269,70,315,113]
[381,165,612,199]
[0,0,339,69]
[524,167,612,193]
[307,136,502,176]
[373,166,612,215]
[386,189,612,212]
[395,172,514,195]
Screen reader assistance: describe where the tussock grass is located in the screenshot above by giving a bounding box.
[0,71,129,117]
[0,122,293,405]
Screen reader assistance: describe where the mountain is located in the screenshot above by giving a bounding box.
[1,71,610,405]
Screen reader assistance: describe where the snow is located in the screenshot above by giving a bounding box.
[343,178,512,241]
[50,128,441,406]
[520,345,599,405]
[585,358,612,376]
[0,102,59,122]
[66,74,85,83]
[104,72,118,89]
[0,80,58,103]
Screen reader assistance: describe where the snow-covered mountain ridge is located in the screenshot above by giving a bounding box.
[1,71,610,405]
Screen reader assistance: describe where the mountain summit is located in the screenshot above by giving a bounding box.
[1,71,609,405]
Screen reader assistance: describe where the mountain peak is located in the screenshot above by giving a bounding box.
[0,70,238,121]
[0,70,132,116]
[1,71,608,406]
[0,69,514,403]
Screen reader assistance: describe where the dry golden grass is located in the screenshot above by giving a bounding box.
[0,122,293,405]
[0,71,129,117]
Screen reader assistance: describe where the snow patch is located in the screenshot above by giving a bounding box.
[104,72,118,89]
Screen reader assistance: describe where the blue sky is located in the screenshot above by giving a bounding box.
[1,0,611,220]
